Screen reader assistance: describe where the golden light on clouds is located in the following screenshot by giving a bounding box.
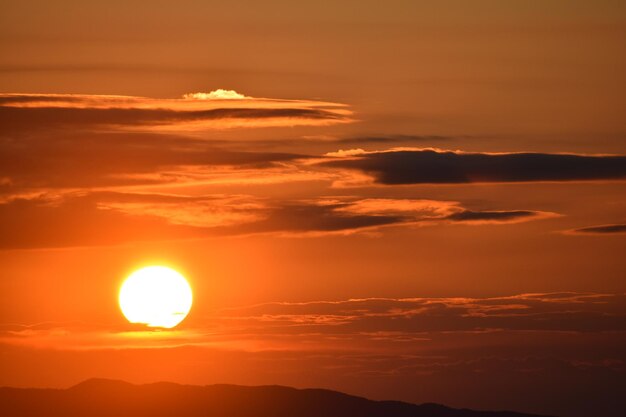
[183,89,249,100]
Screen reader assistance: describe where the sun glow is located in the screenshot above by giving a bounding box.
[119,266,193,329]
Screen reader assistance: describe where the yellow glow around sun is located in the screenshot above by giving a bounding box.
[119,266,193,329]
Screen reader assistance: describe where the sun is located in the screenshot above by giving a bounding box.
[119,266,193,329]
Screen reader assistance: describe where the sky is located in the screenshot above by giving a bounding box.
[0,1,625,417]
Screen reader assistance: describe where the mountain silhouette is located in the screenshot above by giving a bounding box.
[0,378,556,417]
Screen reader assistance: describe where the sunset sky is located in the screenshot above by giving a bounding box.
[1,2,625,417]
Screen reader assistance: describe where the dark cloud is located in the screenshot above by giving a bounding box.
[567,224,626,235]
[446,210,546,224]
[238,202,406,235]
[322,149,626,184]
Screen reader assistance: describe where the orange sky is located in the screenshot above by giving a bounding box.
[1,2,625,417]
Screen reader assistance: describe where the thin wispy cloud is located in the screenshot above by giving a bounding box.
[445,210,557,224]
[219,292,626,333]
[2,292,624,351]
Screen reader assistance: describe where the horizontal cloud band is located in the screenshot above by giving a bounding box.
[0,92,352,132]
[0,194,556,249]
[323,149,626,184]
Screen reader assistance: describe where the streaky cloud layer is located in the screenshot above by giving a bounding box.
[2,292,624,350]
[0,91,352,132]
[0,193,558,249]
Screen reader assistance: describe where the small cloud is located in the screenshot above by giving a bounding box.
[182,89,249,100]
[333,198,459,218]
[446,210,559,225]
[325,148,367,157]
[98,194,266,228]
[565,223,626,235]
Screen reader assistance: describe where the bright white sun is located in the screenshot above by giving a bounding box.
[119,266,193,329]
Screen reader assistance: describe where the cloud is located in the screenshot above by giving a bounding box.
[0,92,573,250]
[97,193,266,228]
[445,210,559,224]
[220,292,626,334]
[0,194,411,249]
[327,198,557,228]
[182,89,249,100]
[124,196,558,238]
[0,194,557,249]
[0,192,211,249]
[565,223,626,235]
[0,92,353,195]
[0,131,309,191]
[2,292,624,351]
[325,148,368,157]
[332,198,458,217]
[321,148,626,184]
[235,200,408,236]
[0,92,352,133]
